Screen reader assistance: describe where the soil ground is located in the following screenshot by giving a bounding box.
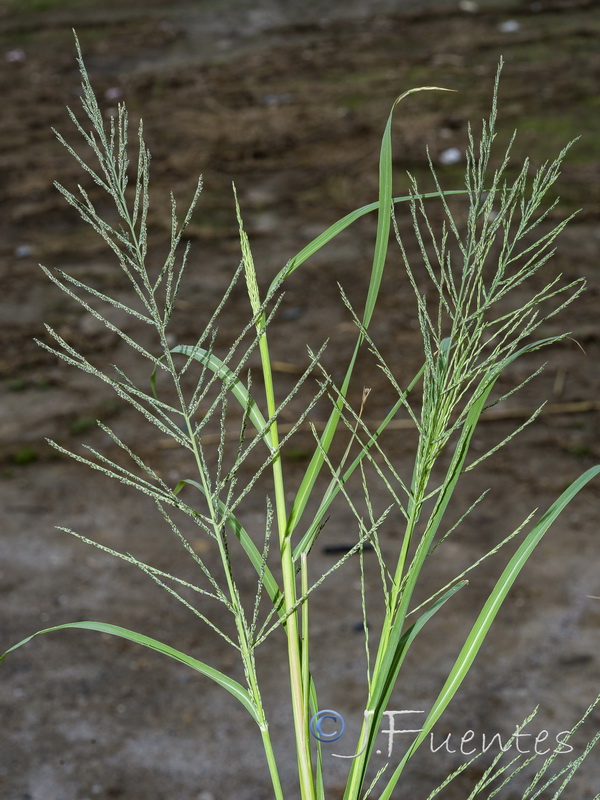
[0,1,599,799]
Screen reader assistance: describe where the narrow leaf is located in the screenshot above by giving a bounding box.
[1,620,260,724]
[169,345,275,453]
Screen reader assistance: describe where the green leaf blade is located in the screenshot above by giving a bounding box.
[171,344,274,452]
[1,620,261,724]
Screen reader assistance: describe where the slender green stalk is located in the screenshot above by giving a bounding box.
[236,191,315,797]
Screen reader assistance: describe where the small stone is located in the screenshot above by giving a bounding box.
[249,212,279,235]
[262,93,293,106]
[14,244,33,258]
[5,49,25,62]
[439,147,462,166]
[498,20,521,33]
[281,306,304,321]
[458,1,478,12]
[104,87,123,101]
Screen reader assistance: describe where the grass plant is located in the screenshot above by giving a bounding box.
[2,38,598,799]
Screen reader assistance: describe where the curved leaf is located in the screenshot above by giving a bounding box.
[1,620,260,724]
[267,190,467,297]
[286,87,454,542]
[171,344,274,453]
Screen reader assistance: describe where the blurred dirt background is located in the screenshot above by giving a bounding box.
[0,0,599,798]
